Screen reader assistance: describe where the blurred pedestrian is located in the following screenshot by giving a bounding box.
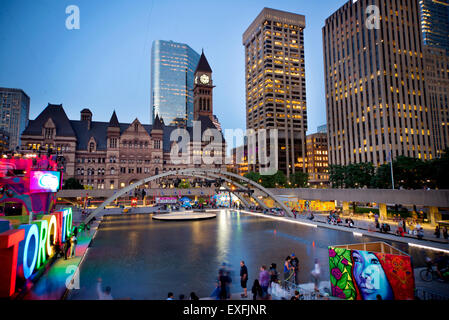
[167,292,174,300]
[97,278,113,300]
[240,261,248,298]
[311,259,321,292]
[190,292,199,300]
[259,266,270,298]
[251,279,263,301]
[443,226,448,240]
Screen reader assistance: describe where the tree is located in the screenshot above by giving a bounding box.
[63,178,84,190]
[430,148,449,189]
[261,170,287,188]
[329,165,345,188]
[289,171,308,188]
[372,164,392,189]
[244,172,261,184]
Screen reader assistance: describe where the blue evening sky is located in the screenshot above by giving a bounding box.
[0,0,347,134]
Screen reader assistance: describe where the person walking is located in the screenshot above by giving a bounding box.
[259,266,270,298]
[290,253,300,285]
[310,259,321,292]
[240,261,248,298]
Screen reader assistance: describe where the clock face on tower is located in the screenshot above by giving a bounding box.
[200,74,210,85]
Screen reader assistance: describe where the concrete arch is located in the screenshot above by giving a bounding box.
[83,169,292,224]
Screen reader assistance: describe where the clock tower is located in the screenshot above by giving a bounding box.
[193,50,215,121]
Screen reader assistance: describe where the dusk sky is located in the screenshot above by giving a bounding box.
[0,0,348,135]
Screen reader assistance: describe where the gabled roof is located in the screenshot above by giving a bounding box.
[22,104,76,137]
[195,50,212,74]
[24,104,224,152]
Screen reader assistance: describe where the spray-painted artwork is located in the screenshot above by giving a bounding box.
[328,245,415,300]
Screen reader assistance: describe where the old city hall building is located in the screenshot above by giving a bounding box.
[20,52,225,189]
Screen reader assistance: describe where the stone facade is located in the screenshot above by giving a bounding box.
[20,53,225,190]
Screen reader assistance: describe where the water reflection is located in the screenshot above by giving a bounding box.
[68,210,433,300]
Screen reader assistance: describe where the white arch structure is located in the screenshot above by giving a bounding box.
[83,168,293,224]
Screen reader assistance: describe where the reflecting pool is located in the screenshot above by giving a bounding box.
[67,210,431,300]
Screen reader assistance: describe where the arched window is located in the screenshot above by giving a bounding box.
[134,123,139,132]
[111,167,115,175]
[155,168,159,175]
[207,98,210,111]
[89,142,95,153]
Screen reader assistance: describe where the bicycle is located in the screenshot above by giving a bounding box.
[420,260,449,282]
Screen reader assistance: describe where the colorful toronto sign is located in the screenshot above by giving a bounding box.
[328,243,415,300]
[0,208,73,298]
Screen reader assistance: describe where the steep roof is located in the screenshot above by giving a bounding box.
[24,104,224,152]
[108,111,120,127]
[152,114,164,131]
[22,104,76,137]
[195,50,212,73]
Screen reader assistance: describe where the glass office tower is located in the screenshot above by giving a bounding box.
[151,40,200,126]
[420,0,449,53]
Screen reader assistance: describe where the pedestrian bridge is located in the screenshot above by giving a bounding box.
[82,168,294,225]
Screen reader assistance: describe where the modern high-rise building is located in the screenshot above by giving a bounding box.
[150,40,200,127]
[419,0,449,53]
[419,0,449,157]
[0,88,30,151]
[243,8,308,178]
[306,130,329,188]
[323,0,434,167]
[423,47,449,157]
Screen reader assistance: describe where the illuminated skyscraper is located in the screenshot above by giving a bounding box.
[323,0,434,166]
[243,8,308,178]
[151,40,200,126]
[419,0,449,53]
[419,0,449,156]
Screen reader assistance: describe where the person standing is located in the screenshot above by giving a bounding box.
[402,218,407,234]
[63,238,71,260]
[283,256,292,283]
[218,270,228,300]
[443,226,448,240]
[70,229,78,258]
[240,261,248,298]
[290,254,300,285]
[310,259,321,292]
[259,266,270,298]
[435,226,441,239]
